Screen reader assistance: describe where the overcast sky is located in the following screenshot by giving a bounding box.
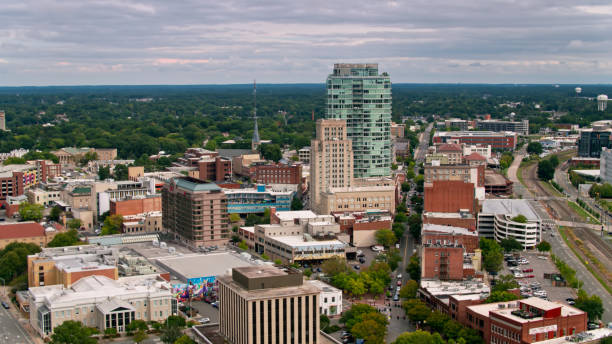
[1,0,612,86]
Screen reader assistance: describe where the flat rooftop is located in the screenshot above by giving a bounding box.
[422,223,477,236]
[468,298,585,324]
[234,265,288,279]
[436,131,515,137]
[424,212,474,219]
[270,235,346,248]
[156,252,256,281]
[481,199,540,221]
[484,171,509,185]
[420,279,490,297]
[274,210,318,222]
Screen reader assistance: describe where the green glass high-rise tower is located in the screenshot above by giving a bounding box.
[325,63,392,178]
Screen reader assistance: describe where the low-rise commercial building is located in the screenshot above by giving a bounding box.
[419,279,490,314]
[307,279,342,317]
[465,298,587,344]
[463,144,492,159]
[218,266,320,344]
[433,131,517,150]
[317,185,396,215]
[0,222,60,250]
[254,163,302,186]
[110,195,161,216]
[29,274,175,339]
[331,211,392,247]
[27,187,62,206]
[476,119,529,136]
[122,211,162,234]
[478,199,542,249]
[421,224,479,280]
[198,156,232,182]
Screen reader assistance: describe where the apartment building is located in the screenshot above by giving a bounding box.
[0,164,38,200]
[198,157,232,182]
[162,177,230,247]
[218,266,320,344]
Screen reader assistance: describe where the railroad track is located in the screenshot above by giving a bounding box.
[523,162,574,220]
[573,226,612,260]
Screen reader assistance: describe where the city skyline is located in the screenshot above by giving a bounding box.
[1,0,612,86]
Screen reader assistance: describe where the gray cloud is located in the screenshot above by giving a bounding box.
[0,0,612,85]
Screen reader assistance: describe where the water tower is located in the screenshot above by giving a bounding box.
[597,94,608,111]
[575,87,582,95]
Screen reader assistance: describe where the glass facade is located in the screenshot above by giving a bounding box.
[326,64,392,178]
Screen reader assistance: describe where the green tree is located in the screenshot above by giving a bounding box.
[19,202,44,222]
[161,326,182,344]
[101,214,123,235]
[3,157,27,165]
[403,299,431,324]
[511,215,527,223]
[67,218,82,230]
[49,206,63,222]
[291,196,303,210]
[527,142,543,155]
[537,159,554,180]
[98,165,111,180]
[321,257,349,276]
[401,182,411,192]
[261,253,270,260]
[113,164,129,180]
[536,241,551,252]
[393,330,443,344]
[399,279,419,299]
[500,237,523,252]
[351,313,388,344]
[485,291,519,303]
[174,335,196,344]
[166,315,187,328]
[126,319,149,333]
[229,213,241,223]
[426,311,450,332]
[492,274,519,292]
[50,320,97,344]
[483,249,503,274]
[575,289,604,322]
[134,329,148,343]
[238,241,248,250]
[259,144,282,162]
[340,303,378,330]
[406,254,421,281]
[375,229,397,247]
[79,151,98,165]
[48,229,81,247]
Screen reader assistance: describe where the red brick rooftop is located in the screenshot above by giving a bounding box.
[0,222,45,240]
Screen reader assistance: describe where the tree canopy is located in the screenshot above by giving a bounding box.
[19,202,44,222]
[50,320,97,344]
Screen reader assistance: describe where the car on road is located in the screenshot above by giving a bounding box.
[353,265,360,270]
[358,257,366,264]
[396,286,401,292]
[1,301,10,309]
[371,245,384,252]
[211,301,218,308]
[397,280,402,286]
[197,317,211,324]
[393,294,399,301]
[566,298,575,305]
[588,322,599,330]
[356,250,363,255]
[397,274,402,279]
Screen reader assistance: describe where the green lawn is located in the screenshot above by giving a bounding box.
[567,201,601,225]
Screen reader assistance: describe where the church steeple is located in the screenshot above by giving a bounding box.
[251,80,260,152]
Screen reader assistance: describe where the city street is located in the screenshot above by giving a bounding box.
[547,226,612,322]
[0,304,34,344]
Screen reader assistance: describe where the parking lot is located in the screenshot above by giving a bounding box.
[500,251,575,304]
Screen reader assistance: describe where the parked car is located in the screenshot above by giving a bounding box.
[393,294,399,301]
[566,298,575,305]
[197,317,211,324]
[396,274,402,279]
[358,257,366,264]
[354,265,361,270]
[397,280,402,286]
[212,301,219,308]
[522,268,533,273]
[1,301,9,309]
[371,245,384,252]
[588,322,599,330]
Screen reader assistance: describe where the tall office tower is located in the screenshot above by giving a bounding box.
[162,177,230,247]
[326,63,392,178]
[218,266,320,344]
[309,119,353,212]
[0,110,5,131]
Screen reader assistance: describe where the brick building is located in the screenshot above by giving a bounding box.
[198,157,232,182]
[110,195,161,216]
[424,181,476,214]
[424,164,485,188]
[331,211,392,247]
[162,177,230,247]
[0,222,60,250]
[254,163,302,185]
[436,143,464,165]
[465,298,587,344]
[421,224,479,280]
[433,131,517,150]
[35,160,62,182]
[0,164,38,200]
